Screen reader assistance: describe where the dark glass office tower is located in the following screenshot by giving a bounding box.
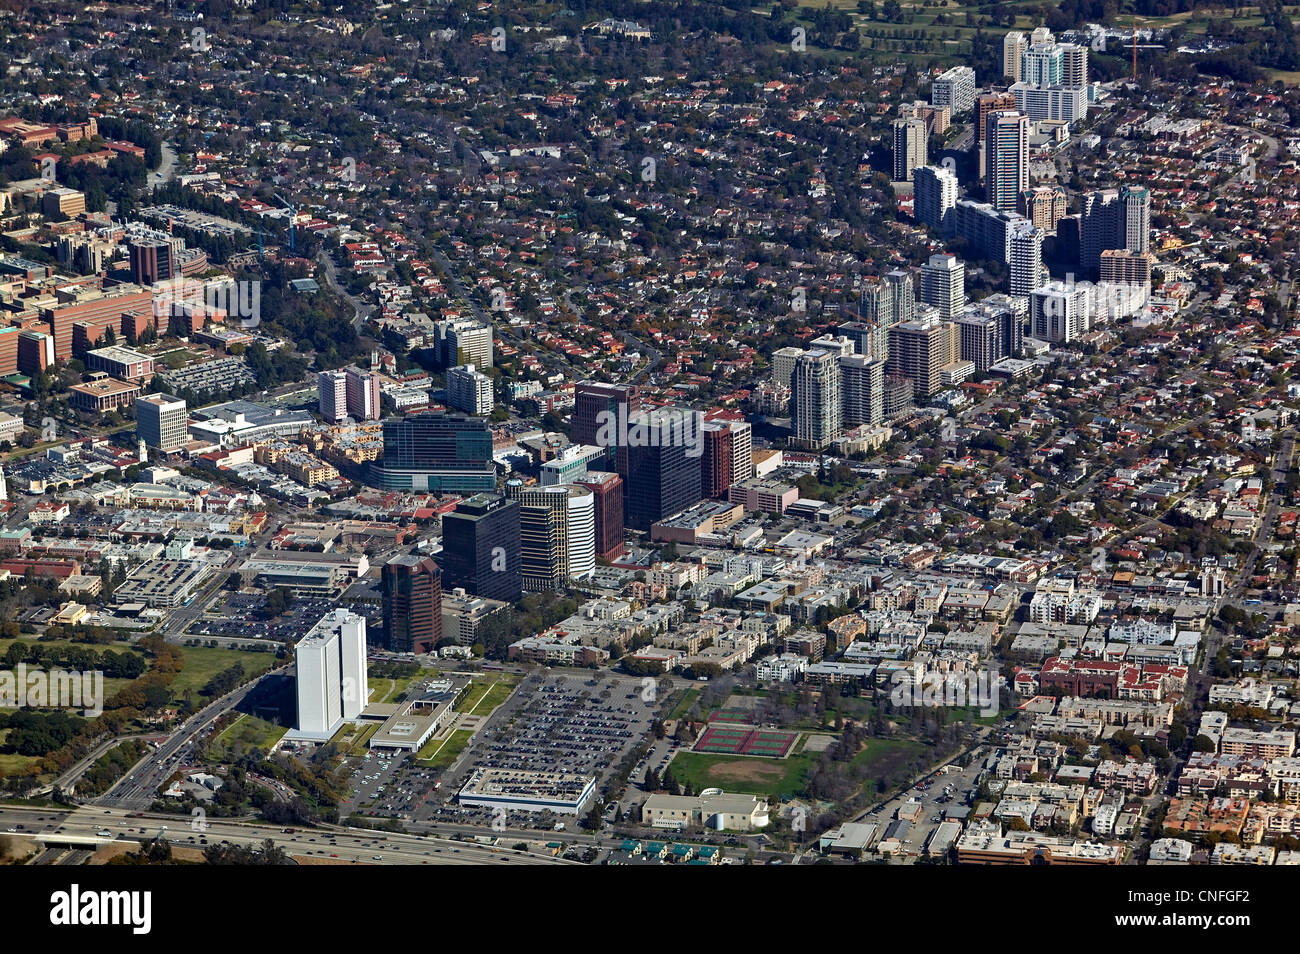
[624,408,703,532]
[381,555,442,654]
[440,493,522,602]
[572,381,640,475]
[372,413,496,492]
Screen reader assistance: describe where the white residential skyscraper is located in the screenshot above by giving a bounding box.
[914,164,958,234]
[985,110,1030,213]
[931,66,976,118]
[791,349,842,450]
[447,363,495,415]
[920,254,966,320]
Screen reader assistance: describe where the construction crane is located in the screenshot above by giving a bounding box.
[1132,18,1138,80]
[249,228,274,262]
[273,192,296,254]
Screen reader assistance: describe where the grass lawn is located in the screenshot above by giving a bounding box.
[458,675,518,716]
[670,737,927,800]
[0,753,44,776]
[210,713,286,760]
[367,675,421,705]
[169,645,279,702]
[416,728,473,767]
[0,728,45,777]
[668,688,700,721]
[668,751,817,799]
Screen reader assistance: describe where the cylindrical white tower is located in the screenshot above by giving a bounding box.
[562,485,596,581]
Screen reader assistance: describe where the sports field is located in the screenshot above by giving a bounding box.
[692,725,800,758]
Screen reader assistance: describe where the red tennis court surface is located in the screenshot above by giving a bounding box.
[692,725,798,758]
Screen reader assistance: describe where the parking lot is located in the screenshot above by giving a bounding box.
[340,750,443,819]
[192,591,375,641]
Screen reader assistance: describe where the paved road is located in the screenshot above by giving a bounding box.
[317,248,375,330]
[97,668,289,810]
[0,805,575,866]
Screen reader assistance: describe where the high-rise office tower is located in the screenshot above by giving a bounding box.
[701,421,734,499]
[986,111,1029,213]
[506,481,597,585]
[381,555,442,654]
[914,164,959,234]
[517,505,564,592]
[1119,185,1151,254]
[920,254,966,320]
[892,116,928,183]
[295,609,368,738]
[1008,222,1045,297]
[446,363,494,415]
[931,66,976,118]
[577,471,625,561]
[439,493,522,602]
[136,394,187,452]
[1003,31,1027,81]
[791,349,842,450]
[573,381,641,474]
[564,485,596,580]
[839,354,885,428]
[700,417,754,498]
[1030,26,1054,44]
[887,318,958,399]
[728,420,753,485]
[623,407,704,531]
[373,413,496,492]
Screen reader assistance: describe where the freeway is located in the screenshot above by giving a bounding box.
[0,805,576,866]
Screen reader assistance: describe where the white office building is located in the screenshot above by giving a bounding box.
[564,485,596,580]
[136,394,188,453]
[293,609,368,741]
